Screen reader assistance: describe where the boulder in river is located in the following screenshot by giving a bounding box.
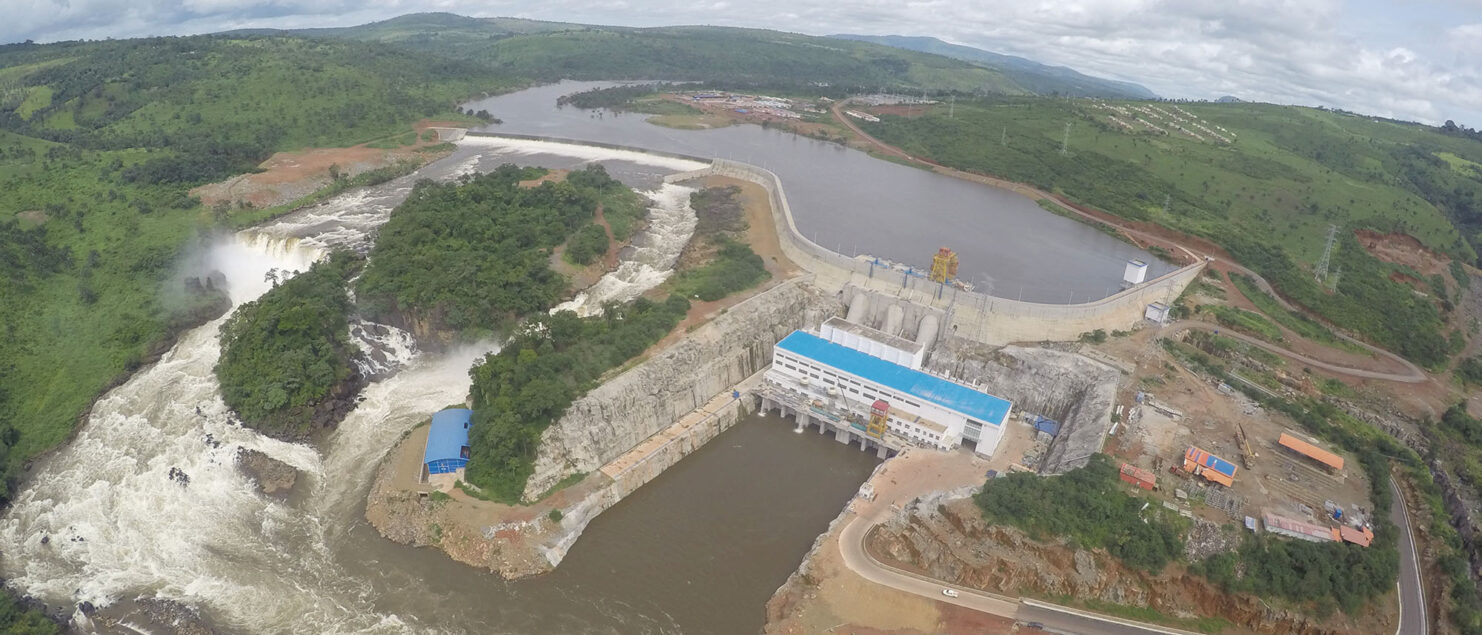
[235,448,298,498]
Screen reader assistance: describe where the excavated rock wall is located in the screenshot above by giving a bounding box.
[521,278,838,501]
[870,496,1386,634]
[927,339,1121,473]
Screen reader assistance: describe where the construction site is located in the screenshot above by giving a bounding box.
[1099,330,1376,549]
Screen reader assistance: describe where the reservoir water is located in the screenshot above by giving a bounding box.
[1,80,1158,633]
[463,81,1173,303]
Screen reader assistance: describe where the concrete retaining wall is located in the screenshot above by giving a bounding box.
[675,159,1206,345]
[522,277,836,501]
[540,392,757,568]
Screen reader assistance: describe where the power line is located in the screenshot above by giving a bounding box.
[1315,224,1338,283]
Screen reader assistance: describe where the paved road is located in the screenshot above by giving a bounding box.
[837,510,1200,635]
[834,101,1432,633]
[1390,476,1429,635]
[1168,321,1426,383]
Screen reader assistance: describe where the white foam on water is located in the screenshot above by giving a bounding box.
[209,232,324,304]
[458,135,708,173]
[553,182,699,317]
[0,128,705,634]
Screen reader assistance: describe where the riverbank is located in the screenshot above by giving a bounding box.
[365,371,764,578]
[761,445,1395,635]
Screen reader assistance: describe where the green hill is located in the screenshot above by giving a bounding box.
[830,34,1157,99]
[249,13,1028,94]
[860,97,1482,365]
[0,34,500,503]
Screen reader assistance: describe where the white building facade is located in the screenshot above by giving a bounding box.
[763,327,1013,456]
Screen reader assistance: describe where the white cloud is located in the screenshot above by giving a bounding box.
[1449,23,1482,55]
[4,0,1480,126]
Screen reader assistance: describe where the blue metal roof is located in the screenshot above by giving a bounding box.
[424,409,472,467]
[1189,447,1238,477]
[1204,454,1238,477]
[776,332,1012,426]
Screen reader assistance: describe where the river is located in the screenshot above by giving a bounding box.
[0,132,878,634]
[462,81,1173,303]
[1,80,1157,634]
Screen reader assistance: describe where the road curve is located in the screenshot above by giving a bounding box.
[1390,476,1429,635]
[830,102,1428,386]
[1168,321,1427,383]
[837,510,1200,635]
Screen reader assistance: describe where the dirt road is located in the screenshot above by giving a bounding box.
[830,101,1429,386]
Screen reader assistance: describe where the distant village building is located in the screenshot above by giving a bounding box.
[422,408,473,485]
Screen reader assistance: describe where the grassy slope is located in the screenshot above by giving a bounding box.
[860,98,1482,363]
[865,98,1474,263]
[0,35,503,494]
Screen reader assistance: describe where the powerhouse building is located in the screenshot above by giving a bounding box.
[763,319,1013,456]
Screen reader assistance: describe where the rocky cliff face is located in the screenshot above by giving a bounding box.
[871,497,1387,634]
[927,340,1120,473]
[522,278,837,501]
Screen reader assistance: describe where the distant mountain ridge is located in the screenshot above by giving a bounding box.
[223,13,1145,99]
[830,34,1156,99]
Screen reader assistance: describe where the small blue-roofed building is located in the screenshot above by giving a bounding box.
[422,408,473,483]
[764,327,1014,456]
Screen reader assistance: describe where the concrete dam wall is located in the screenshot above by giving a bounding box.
[670,159,1206,345]
[522,278,837,501]
[927,338,1123,473]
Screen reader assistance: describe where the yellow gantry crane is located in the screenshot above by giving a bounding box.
[929,247,959,284]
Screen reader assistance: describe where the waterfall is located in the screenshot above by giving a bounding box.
[0,133,703,632]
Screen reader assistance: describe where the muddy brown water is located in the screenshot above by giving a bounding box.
[336,415,879,633]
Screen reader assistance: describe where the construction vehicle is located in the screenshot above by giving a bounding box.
[1237,423,1258,468]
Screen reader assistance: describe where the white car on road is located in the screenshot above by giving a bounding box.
[941,588,959,598]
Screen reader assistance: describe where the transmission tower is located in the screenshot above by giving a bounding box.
[1314,224,1338,282]
[1060,122,1072,155]
[1000,126,1007,145]
[1163,193,1171,214]
[948,95,955,119]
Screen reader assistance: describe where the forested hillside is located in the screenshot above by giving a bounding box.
[0,35,499,504]
[830,34,1157,99]
[250,13,1027,94]
[860,97,1482,366]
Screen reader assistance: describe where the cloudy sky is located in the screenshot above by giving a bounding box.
[8,0,1481,125]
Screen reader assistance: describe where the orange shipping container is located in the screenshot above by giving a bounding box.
[1277,433,1344,471]
[1119,463,1156,490]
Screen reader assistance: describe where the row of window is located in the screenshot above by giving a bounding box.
[774,351,922,409]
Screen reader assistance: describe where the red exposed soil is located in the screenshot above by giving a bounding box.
[1389,271,1426,291]
[191,119,463,210]
[867,105,928,118]
[518,168,569,189]
[1356,229,1452,276]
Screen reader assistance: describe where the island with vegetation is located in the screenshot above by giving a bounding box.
[214,251,364,441]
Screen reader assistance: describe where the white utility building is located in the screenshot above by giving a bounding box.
[1123,259,1149,285]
